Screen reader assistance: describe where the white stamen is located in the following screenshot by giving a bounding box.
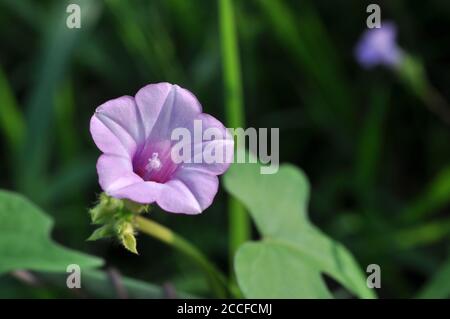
[145,153,162,172]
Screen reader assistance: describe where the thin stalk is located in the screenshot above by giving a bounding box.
[134,215,228,298]
[218,0,250,267]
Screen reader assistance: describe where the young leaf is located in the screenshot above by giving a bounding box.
[0,190,103,274]
[224,162,375,298]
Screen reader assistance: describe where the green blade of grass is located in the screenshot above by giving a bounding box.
[0,65,25,157]
[106,0,185,83]
[392,219,450,250]
[417,257,450,299]
[361,218,450,253]
[218,0,250,265]
[355,85,390,193]
[256,0,355,133]
[400,165,450,223]
[54,80,80,163]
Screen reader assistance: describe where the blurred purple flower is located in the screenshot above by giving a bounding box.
[90,83,233,214]
[355,22,404,69]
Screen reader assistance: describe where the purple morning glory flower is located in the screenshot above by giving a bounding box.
[90,83,233,214]
[355,22,404,69]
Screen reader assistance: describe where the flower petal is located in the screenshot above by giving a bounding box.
[354,21,402,69]
[97,155,162,204]
[181,113,234,175]
[96,154,141,193]
[90,96,143,158]
[157,170,219,214]
[135,83,202,142]
[109,181,163,204]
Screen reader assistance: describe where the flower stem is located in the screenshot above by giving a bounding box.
[134,215,228,298]
[218,0,251,269]
[397,54,450,125]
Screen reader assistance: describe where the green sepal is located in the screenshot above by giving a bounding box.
[121,232,138,254]
[89,193,124,224]
[87,193,147,254]
[124,199,149,214]
[87,224,115,241]
[116,221,138,254]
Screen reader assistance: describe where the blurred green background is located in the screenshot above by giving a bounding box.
[0,0,449,298]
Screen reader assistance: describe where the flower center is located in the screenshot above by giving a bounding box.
[145,152,162,173]
[133,144,179,184]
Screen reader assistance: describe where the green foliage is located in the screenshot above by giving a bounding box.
[41,269,194,299]
[0,190,103,274]
[18,0,102,200]
[0,66,25,156]
[235,242,332,298]
[417,257,450,299]
[54,81,80,163]
[257,0,355,133]
[106,0,185,82]
[224,161,375,298]
[397,54,428,98]
[355,85,390,192]
[0,193,194,298]
[401,165,450,222]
